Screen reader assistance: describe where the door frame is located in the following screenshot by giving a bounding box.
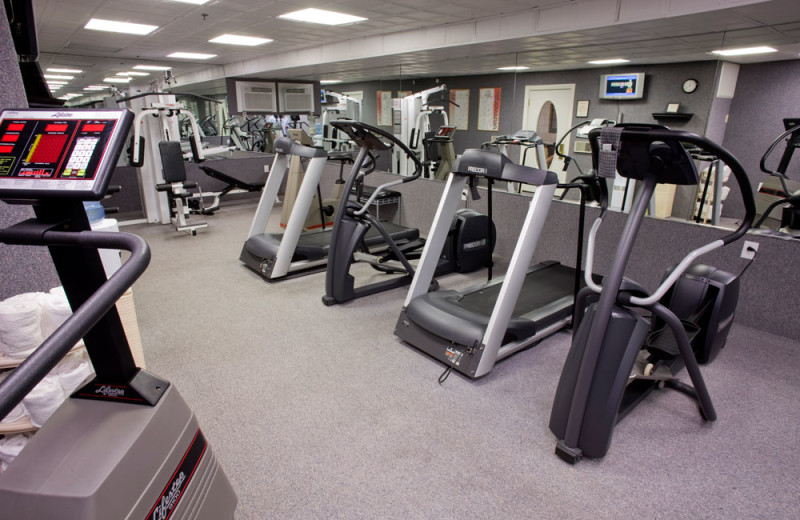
[521,83,576,180]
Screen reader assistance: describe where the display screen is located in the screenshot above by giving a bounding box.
[599,73,645,100]
[0,109,131,199]
[436,126,456,138]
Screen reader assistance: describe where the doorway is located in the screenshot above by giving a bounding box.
[521,84,576,184]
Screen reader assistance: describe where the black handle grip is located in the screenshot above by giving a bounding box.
[330,121,423,181]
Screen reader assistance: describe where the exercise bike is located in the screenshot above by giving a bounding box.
[549,124,756,463]
[0,108,236,517]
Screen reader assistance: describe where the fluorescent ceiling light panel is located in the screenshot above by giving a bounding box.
[278,8,367,26]
[588,58,630,65]
[47,67,82,74]
[167,52,217,60]
[44,74,74,80]
[320,79,342,84]
[104,77,132,83]
[46,80,69,84]
[209,34,272,46]
[133,65,172,71]
[84,18,158,35]
[84,86,107,91]
[116,71,150,76]
[58,93,82,100]
[497,66,529,71]
[711,46,777,56]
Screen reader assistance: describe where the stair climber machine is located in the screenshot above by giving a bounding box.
[752,118,800,238]
[549,124,756,464]
[0,108,236,518]
[240,136,421,281]
[395,145,598,379]
[322,121,494,306]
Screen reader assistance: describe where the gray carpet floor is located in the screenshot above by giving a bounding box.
[124,202,800,519]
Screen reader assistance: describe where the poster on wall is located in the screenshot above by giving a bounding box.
[449,89,470,130]
[377,91,392,126]
[478,87,501,131]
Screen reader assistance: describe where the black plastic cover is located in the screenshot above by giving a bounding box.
[273,136,294,155]
[452,149,558,185]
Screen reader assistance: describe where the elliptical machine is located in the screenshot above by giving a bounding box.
[322,121,494,306]
[0,108,236,517]
[549,124,755,463]
[753,118,800,237]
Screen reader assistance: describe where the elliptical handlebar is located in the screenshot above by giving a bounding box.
[759,124,799,196]
[582,126,756,305]
[0,229,151,421]
[330,121,424,217]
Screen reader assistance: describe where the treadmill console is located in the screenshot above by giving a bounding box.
[0,108,133,201]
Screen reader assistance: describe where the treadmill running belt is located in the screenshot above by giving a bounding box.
[459,262,579,317]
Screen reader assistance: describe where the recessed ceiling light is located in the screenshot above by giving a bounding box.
[47,85,63,90]
[167,52,217,60]
[47,67,82,74]
[84,86,107,91]
[116,71,150,76]
[209,34,273,46]
[133,65,172,71]
[44,74,74,80]
[45,80,69,85]
[104,77,132,83]
[278,8,367,26]
[497,66,529,71]
[320,79,343,85]
[84,18,158,35]
[588,58,630,65]
[711,46,777,56]
[58,93,83,100]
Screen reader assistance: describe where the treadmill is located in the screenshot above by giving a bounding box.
[396,148,580,379]
[239,136,418,280]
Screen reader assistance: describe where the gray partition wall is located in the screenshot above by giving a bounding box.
[361,169,798,342]
[0,2,60,298]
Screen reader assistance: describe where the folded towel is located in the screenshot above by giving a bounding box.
[0,293,44,358]
[0,433,32,469]
[58,349,95,394]
[22,374,66,428]
[40,286,73,339]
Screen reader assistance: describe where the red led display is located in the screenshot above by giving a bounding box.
[82,123,105,132]
[1,134,19,142]
[0,145,13,154]
[29,134,68,163]
[7,123,25,132]
[45,124,68,132]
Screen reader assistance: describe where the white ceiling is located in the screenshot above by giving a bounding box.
[29,0,800,98]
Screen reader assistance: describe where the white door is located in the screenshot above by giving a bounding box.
[521,84,575,183]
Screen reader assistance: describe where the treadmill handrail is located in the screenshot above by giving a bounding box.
[0,227,150,421]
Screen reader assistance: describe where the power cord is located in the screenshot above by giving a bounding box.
[438,348,464,385]
[738,244,759,278]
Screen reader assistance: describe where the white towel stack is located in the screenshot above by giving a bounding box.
[0,433,32,473]
[22,374,66,428]
[39,286,73,339]
[0,293,45,358]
